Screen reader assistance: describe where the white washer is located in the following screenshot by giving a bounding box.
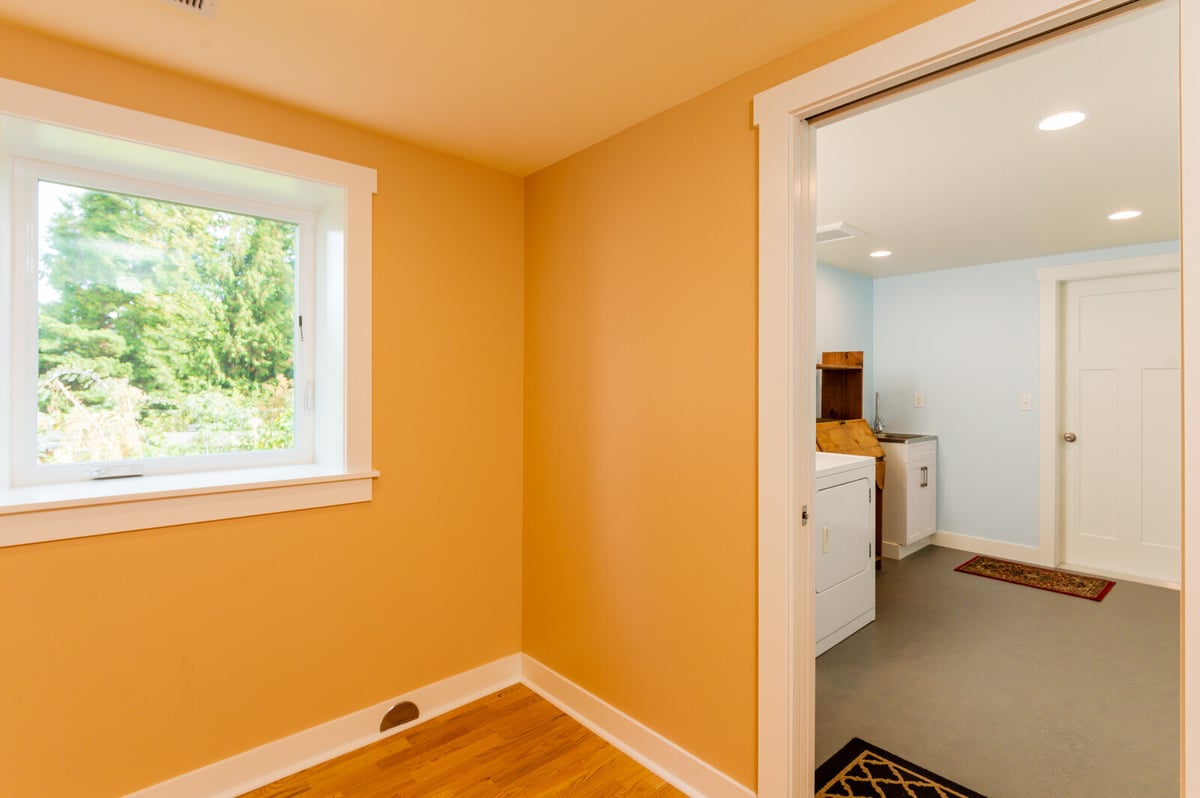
[814,452,876,656]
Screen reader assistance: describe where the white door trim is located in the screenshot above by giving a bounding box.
[753,1,1193,795]
[1037,253,1181,577]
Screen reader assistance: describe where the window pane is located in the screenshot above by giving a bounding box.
[36,181,298,465]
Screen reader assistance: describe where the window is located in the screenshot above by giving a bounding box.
[17,167,313,483]
[0,79,377,546]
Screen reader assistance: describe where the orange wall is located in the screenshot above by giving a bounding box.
[522,0,971,788]
[0,23,525,798]
[2,1,986,794]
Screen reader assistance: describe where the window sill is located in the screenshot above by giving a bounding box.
[0,466,380,547]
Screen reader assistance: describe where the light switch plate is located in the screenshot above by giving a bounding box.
[1020,394,1033,411]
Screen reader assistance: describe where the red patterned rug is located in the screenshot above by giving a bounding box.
[955,555,1115,601]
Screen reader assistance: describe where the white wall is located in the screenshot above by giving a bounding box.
[815,263,874,418]
[869,241,1179,546]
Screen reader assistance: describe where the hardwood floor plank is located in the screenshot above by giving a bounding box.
[240,684,685,798]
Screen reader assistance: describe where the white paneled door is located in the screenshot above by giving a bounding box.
[1061,269,1181,583]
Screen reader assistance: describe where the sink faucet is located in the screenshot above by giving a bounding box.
[872,392,885,433]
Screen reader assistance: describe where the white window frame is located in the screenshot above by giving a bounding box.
[0,78,377,547]
[12,158,318,484]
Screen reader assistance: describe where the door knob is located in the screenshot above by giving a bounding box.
[1063,432,1077,442]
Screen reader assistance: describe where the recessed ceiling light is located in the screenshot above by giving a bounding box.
[1037,111,1086,131]
[869,250,892,258]
[1108,210,1142,221]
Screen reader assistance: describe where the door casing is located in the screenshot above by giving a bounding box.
[753,0,1195,795]
[1037,253,1182,587]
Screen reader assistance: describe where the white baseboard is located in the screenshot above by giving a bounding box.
[932,530,1047,565]
[124,654,522,798]
[935,534,1181,589]
[126,653,750,798]
[519,655,754,798]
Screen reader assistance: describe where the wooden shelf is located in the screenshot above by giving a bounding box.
[818,351,864,420]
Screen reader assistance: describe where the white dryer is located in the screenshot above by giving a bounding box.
[813,452,876,656]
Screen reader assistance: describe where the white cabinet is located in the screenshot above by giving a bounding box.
[813,453,876,656]
[880,438,937,548]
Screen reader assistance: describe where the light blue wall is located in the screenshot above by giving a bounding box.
[815,263,874,419]
[870,241,1179,547]
[873,259,1041,545]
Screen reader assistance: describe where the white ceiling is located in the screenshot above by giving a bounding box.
[815,1,1180,278]
[0,0,904,176]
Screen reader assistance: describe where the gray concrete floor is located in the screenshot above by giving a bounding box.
[816,545,1180,798]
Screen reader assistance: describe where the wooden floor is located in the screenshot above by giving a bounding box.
[240,684,684,797]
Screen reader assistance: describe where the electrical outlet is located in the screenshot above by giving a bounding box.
[914,392,925,408]
[1020,394,1033,411]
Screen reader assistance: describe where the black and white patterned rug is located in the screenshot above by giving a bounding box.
[816,738,988,797]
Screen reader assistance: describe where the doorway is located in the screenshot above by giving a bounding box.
[809,4,1181,786]
[753,0,1196,795]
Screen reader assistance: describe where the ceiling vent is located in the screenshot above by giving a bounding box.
[816,222,866,245]
[161,0,218,17]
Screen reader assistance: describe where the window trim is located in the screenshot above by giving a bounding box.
[0,77,378,546]
[13,158,318,485]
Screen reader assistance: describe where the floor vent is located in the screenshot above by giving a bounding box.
[380,701,420,733]
[817,222,866,244]
[161,0,219,17]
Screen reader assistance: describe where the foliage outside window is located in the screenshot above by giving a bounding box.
[36,181,299,468]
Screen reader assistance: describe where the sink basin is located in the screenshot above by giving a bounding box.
[875,432,936,444]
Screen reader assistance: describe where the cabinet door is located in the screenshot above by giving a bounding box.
[905,459,937,542]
